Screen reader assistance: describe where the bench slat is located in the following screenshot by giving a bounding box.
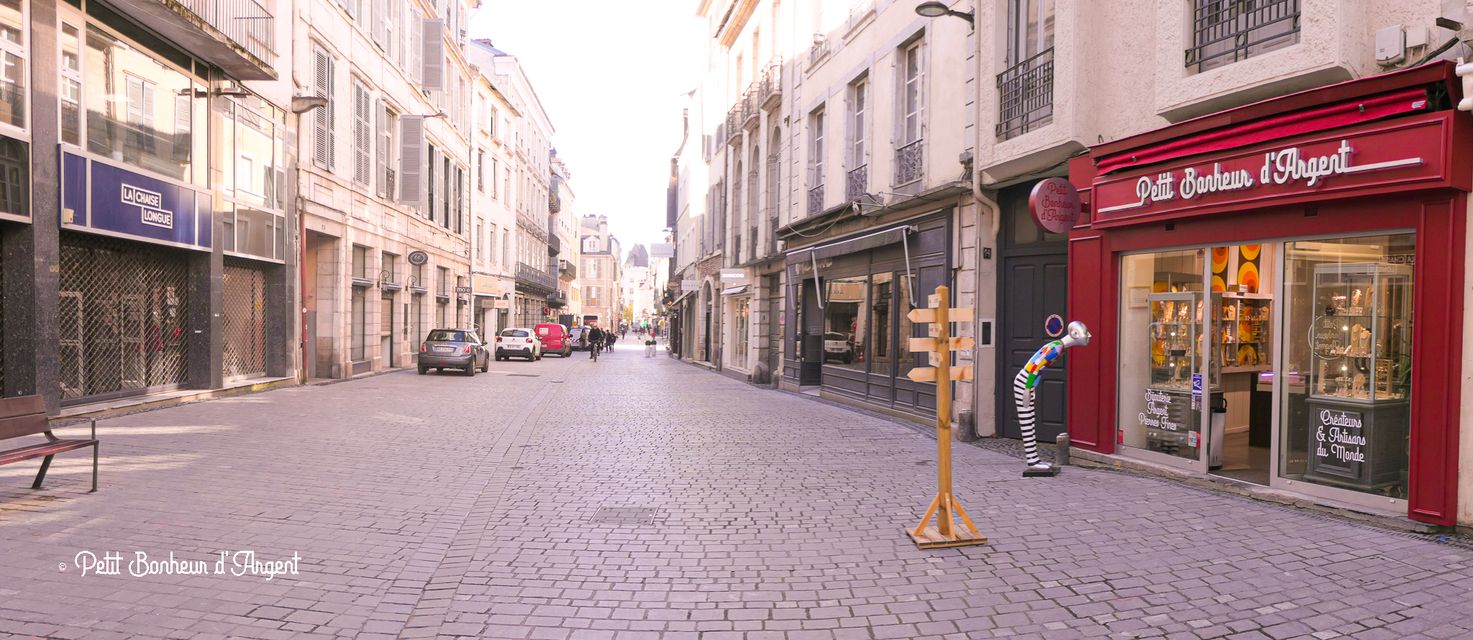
[0,439,96,465]
[0,395,48,441]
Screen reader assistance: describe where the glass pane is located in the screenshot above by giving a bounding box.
[871,273,893,375]
[0,51,24,129]
[1119,249,1210,463]
[0,0,20,46]
[824,276,868,370]
[1280,234,1414,499]
[0,134,27,216]
[85,25,196,181]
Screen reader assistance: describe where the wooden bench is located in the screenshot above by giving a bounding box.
[0,396,98,493]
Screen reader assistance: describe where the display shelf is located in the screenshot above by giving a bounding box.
[1219,292,1272,373]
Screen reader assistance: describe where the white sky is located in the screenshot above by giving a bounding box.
[469,2,706,256]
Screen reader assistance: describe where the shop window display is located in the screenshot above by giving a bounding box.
[1281,235,1414,498]
[824,277,867,370]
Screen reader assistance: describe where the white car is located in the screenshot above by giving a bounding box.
[495,327,543,361]
[823,331,854,363]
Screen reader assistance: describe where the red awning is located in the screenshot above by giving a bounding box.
[1095,87,1431,176]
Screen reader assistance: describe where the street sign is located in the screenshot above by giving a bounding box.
[902,285,987,550]
[1029,177,1082,234]
[455,286,472,293]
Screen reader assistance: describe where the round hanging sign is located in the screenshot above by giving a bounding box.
[1028,177,1082,234]
[1044,314,1065,338]
[407,250,429,266]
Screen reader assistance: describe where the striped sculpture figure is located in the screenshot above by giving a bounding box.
[1013,321,1091,477]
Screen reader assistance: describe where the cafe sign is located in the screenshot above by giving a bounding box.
[1091,117,1450,226]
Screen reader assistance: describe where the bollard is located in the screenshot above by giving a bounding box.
[1055,433,1070,467]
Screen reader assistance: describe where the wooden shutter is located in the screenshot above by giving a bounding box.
[375,103,387,197]
[421,19,445,91]
[312,48,333,168]
[398,116,424,205]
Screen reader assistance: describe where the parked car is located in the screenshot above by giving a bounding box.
[495,327,542,361]
[567,326,589,351]
[418,328,490,376]
[823,331,854,363]
[535,323,573,357]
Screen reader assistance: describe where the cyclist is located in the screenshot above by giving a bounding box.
[586,325,606,360]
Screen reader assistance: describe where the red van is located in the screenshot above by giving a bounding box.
[534,323,573,357]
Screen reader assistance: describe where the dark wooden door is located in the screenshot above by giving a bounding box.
[998,252,1069,441]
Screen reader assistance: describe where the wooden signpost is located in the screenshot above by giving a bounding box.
[904,285,987,549]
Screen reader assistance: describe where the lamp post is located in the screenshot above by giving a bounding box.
[914,1,974,27]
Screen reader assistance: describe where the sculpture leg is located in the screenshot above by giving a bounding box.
[1013,370,1043,467]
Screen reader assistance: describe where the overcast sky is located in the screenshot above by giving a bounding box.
[468,2,705,255]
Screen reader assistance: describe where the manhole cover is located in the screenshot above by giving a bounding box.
[590,507,660,525]
[508,374,541,378]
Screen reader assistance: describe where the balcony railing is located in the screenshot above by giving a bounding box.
[807,184,825,216]
[558,259,576,279]
[759,60,783,109]
[741,86,759,128]
[177,0,277,69]
[726,106,743,142]
[894,141,923,185]
[846,164,868,201]
[515,261,558,294]
[1186,0,1300,72]
[996,47,1054,141]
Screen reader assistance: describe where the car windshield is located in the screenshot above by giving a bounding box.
[427,330,467,342]
[501,329,530,338]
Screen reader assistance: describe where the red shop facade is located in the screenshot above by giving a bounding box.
[1066,63,1471,525]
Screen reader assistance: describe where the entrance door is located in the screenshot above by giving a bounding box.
[799,280,823,385]
[999,253,1069,440]
[381,297,395,368]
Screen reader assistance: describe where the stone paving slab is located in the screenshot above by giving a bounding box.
[0,344,1471,639]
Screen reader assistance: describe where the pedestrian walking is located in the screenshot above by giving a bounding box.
[606,332,617,352]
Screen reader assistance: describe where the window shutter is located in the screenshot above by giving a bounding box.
[421,19,445,91]
[353,82,371,185]
[312,48,332,168]
[372,0,388,49]
[398,116,425,205]
[375,102,387,196]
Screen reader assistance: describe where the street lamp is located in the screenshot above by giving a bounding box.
[914,1,974,26]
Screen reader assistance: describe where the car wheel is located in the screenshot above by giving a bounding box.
[465,364,476,377]
[480,357,489,372]
[418,367,428,375]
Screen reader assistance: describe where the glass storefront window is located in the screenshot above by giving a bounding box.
[824,276,868,369]
[732,297,750,369]
[0,134,26,216]
[1119,249,1210,464]
[60,22,81,145]
[1280,234,1414,499]
[0,0,24,131]
[84,24,203,184]
[871,273,893,375]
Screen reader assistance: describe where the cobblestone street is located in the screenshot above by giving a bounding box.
[2,345,1472,639]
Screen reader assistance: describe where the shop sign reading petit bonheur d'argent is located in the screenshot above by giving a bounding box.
[1091,118,1449,225]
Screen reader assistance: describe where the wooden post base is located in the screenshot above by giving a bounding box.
[906,492,989,549]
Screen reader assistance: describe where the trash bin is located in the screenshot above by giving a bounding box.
[1208,394,1227,470]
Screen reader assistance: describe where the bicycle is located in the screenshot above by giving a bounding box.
[589,338,602,362]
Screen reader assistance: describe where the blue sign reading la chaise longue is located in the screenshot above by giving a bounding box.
[60,151,211,250]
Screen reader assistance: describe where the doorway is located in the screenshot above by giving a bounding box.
[997,182,1069,441]
[1207,244,1274,485]
[381,296,395,368]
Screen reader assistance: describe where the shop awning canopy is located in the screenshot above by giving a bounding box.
[1091,62,1458,176]
[721,285,749,296]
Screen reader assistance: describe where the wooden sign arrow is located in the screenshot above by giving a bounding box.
[907,367,937,382]
[906,365,975,382]
[909,337,976,353]
[907,308,936,323]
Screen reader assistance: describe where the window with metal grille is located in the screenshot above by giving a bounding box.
[222,264,267,380]
[312,45,335,169]
[352,78,372,186]
[998,0,1054,140]
[1186,0,1300,73]
[895,39,925,185]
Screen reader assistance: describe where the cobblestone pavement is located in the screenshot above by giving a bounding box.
[3,343,1473,640]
